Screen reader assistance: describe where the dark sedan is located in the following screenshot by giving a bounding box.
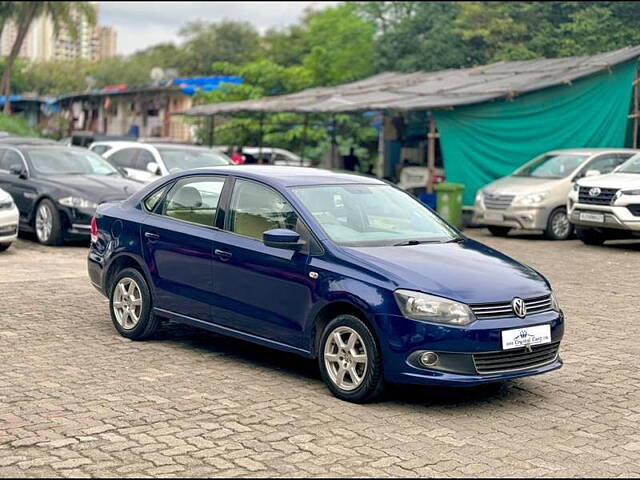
[0,142,143,245]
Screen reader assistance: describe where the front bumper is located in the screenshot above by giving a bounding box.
[472,202,553,231]
[375,311,564,386]
[0,205,19,244]
[567,201,640,232]
[60,206,95,239]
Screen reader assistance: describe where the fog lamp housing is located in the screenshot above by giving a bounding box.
[420,351,439,367]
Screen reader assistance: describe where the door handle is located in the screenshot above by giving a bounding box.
[144,231,160,241]
[214,249,232,261]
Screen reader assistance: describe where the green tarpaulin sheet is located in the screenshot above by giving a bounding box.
[434,60,637,206]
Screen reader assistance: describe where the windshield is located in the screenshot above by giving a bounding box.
[158,148,230,173]
[513,153,588,179]
[291,184,458,247]
[27,148,120,176]
[616,154,640,174]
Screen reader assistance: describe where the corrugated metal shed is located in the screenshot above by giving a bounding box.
[182,45,640,116]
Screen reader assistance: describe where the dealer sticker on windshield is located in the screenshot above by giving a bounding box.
[501,324,551,350]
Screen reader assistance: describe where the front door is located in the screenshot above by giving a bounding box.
[0,149,38,226]
[210,178,319,347]
[141,175,227,320]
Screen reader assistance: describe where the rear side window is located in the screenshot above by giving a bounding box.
[143,185,169,212]
[161,176,225,227]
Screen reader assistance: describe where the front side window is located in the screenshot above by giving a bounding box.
[617,154,640,174]
[584,155,628,176]
[157,147,230,173]
[0,150,24,172]
[161,176,225,226]
[513,153,588,179]
[27,148,119,176]
[90,145,112,156]
[227,179,299,240]
[291,184,458,247]
[109,148,140,169]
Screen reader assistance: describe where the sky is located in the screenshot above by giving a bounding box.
[98,2,336,56]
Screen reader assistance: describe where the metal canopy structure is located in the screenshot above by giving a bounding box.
[182,45,640,116]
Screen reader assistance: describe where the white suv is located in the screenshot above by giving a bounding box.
[568,153,640,245]
[89,141,232,183]
[0,187,18,251]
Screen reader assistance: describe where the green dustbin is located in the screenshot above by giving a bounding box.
[434,182,465,228]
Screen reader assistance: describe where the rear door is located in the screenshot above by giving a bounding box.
[141,175,227,321]
[209,178,320,346]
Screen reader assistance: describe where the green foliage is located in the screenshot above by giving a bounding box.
[0,113,40,136]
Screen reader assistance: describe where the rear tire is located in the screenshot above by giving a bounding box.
[487,226,511,237]
[576,227,606,246]
[544,207,572,240]
[318,315,385,403]
[109,267,159,340]
[0,243,10,251]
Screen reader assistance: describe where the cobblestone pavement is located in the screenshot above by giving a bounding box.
[1,230,639,478]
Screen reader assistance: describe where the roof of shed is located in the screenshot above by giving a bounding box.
[182,45,640,116]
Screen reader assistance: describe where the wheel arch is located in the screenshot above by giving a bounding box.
[103,252,154,298]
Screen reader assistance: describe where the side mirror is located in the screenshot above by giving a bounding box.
[9,164,26,179]
[584,169,601,177]
[146,162,161,175]
[263,228,304,251]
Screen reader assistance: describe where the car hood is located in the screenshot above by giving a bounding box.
[38,174,144,202]
[577,173,640,189]
[483,176,563,195]
[343,239,549,304]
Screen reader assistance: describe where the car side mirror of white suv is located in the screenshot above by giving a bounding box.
[584,169,601,177]
[146,162,161,175]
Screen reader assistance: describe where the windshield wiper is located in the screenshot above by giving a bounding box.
[393,240,439,246]
[442,237,464,243]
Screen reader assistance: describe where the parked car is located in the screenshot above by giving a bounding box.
[215,146,312,166]
[0,187,19,251]
[90,141,232,183]
[473,148,637,240]
[568,152,640,245]
[0,142,143,245]
[89,165,564,403]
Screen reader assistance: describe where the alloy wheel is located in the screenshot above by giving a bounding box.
[551,211,570,239]
[35,203,53,243]
[112,277,143,330]
[323,326,368,391]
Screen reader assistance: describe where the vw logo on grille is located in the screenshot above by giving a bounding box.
[512,297,527,318]
[589,187,601,197]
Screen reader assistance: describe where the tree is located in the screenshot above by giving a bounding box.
[178,20,260,75]
[0,1,96,113]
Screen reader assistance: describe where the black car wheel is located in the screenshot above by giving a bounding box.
[318,314,384,403]
[0,243,11,251]
[34,199,63,246]
[544,208,573,241]
[109,267,159,340]
[487,226,511,237]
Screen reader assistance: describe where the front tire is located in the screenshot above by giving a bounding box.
[318,315,384,403]
[576,227,606,246]
[487,226,511,237]
[544,207,572,240]
[34,199,63,245]
[109,268,159,340]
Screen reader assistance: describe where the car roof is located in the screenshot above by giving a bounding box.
[0,137,59,146]
[183,165,385,187]
[546,148,640,155]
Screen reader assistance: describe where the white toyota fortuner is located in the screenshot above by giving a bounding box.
[568,153,640,245]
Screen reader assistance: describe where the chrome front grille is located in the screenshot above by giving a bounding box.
[470,295,553,320]
[473,342,560,374]
[483,193,515,210]
[578,186,618,205]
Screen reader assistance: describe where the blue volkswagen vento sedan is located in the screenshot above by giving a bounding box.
[88,166,563,403]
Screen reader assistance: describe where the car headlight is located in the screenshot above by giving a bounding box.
[475,189,484,204]
[572,183,580,192]
[515,191,549,206]
[0,198,14,210]
[619,189,640,196]
[59,197,99,209]
[550,292,560,312]
[394,289,475,326]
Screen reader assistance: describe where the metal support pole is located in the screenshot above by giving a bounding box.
[207,115,215,148]
[300,114,309,166]
[330,115,337,169]
[258,114,264,163]
[427,112,437,194]
[634,70,639,149]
